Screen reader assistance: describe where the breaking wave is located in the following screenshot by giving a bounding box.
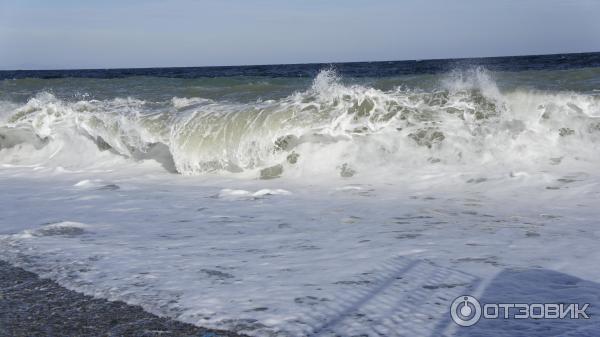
[1,69,599,179]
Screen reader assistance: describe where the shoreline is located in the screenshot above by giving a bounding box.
[0,260,245,337]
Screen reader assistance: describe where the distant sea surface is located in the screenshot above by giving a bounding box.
[3,52,600,79]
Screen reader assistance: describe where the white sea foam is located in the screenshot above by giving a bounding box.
[15,221,90,239]
[218,188,291,200]
[74,179,104,188]
[1,166,599,335]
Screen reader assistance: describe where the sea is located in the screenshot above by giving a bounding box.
[1,53,600,336]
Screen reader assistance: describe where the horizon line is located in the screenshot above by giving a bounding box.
[1,50,599,72]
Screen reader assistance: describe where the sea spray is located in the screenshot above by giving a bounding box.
[1,68,599,179]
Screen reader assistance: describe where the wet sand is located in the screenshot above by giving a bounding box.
[0,260,245,337]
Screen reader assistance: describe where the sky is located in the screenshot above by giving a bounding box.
[0,0,599,70]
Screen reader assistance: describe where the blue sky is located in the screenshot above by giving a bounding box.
[1,0,599,69]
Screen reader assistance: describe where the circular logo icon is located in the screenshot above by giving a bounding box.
[450,295,482,327]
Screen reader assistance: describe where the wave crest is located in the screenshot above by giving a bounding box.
[1,69,600,179]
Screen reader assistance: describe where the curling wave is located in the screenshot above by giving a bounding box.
[1,69,599,179]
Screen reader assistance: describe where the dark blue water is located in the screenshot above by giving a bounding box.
[2,52,600,80]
